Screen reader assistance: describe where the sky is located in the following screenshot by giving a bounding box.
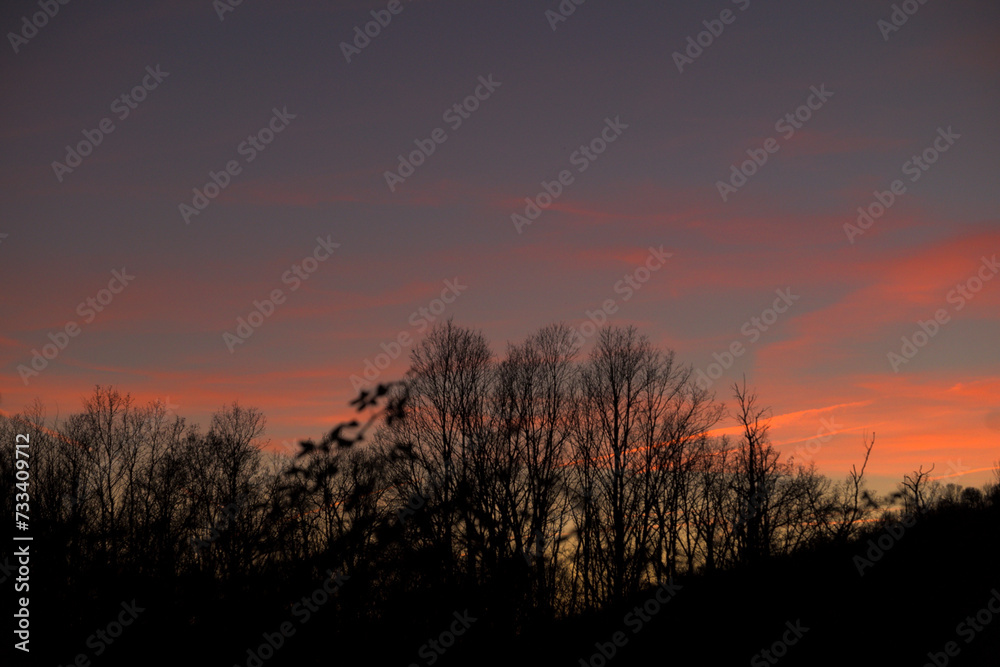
[1,0,998,494]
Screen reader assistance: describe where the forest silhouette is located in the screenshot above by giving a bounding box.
[2,321,998,666]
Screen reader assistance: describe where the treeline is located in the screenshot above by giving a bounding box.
[2,321,997,630]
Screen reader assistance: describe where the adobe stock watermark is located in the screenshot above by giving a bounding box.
[511,116,629,234]
[51,65,170,182]
[179,106,296,224]
[17,268,135,385]
[940,458,972,480]
[887,254,998,372]
[223,236,339,353]
[564,246,672,353]
[155,396,181,419]
[672,0,751,73]
[921,588,1000,667]
[750,620,810,666]
[694,288,799,390]
[383,75,502,192]
[578,580,682,666]
[234,569,350,667]
[877,0,934,42]
[349,278,468,391]
[844,126,960,244]
[544,0,589,31]
[7,0,72,54]
[407,610,478,666]
[340,0,415,63]
[213,0,248,21]
[716,84,833,202]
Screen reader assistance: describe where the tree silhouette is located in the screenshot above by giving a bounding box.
[2,322,998,665]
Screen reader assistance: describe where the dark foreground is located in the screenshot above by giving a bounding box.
[8,499,998,667]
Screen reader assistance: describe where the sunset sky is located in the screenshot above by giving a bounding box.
[1,0,997,493]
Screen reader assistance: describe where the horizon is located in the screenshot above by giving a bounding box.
[3,339,995,500]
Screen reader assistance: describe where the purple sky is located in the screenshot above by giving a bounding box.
[2,0,998,493]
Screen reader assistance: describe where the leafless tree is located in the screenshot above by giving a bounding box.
[568,326,706,606]
[815,431,879,544]
[186,402,267,577]
[488,323,578,617]
[390,319,493,585]
[729,378,783,564]
[7,321,987,639]
[897,464,938,514]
